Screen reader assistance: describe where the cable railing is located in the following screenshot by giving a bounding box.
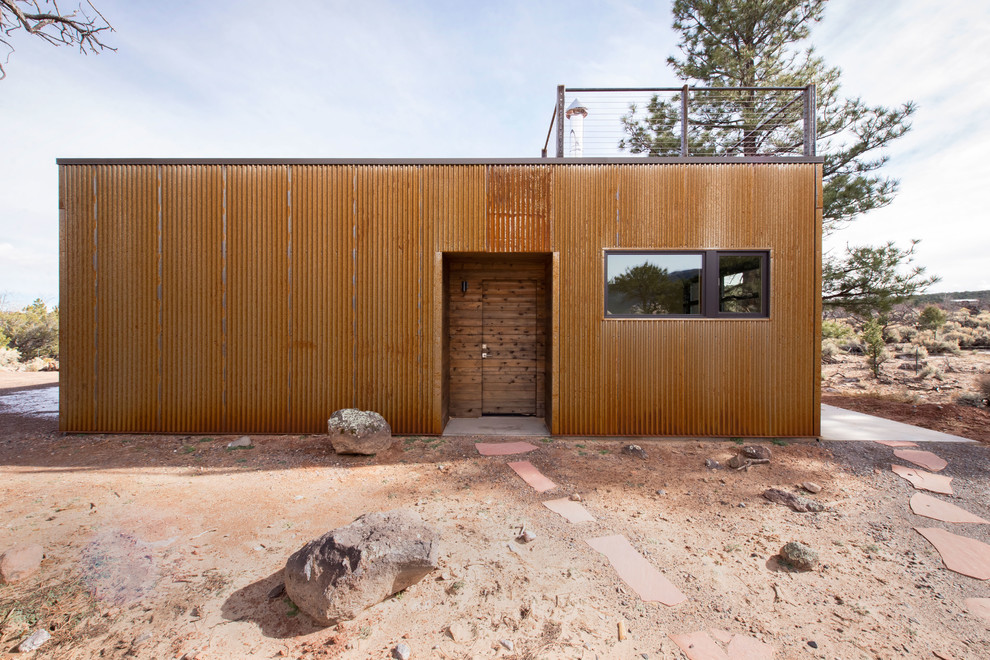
[543,85,816,159]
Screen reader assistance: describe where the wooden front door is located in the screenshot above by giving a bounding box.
[482,279,538,415]
[445,255,548,419]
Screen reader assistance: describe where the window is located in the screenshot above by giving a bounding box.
[605,250,768,318]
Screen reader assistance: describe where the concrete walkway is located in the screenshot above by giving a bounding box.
[820,404,973,443]
[443,416,549,437]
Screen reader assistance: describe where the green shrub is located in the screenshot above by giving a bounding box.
[943,331,974,348]
[862,318,890,378]
[919,364,945,380]
[919,305,947,338]
[822,319,854,340]
[0,299,59,361]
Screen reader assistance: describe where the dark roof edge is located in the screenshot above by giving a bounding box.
[56,156,824,166]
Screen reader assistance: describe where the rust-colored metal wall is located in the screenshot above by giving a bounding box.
[59,161,820,436]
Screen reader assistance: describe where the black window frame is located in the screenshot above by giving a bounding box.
[604,249,770,319]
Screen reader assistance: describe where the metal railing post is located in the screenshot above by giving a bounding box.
[556,85,565,158]
[803,84,816,156]
[681,84,689,157]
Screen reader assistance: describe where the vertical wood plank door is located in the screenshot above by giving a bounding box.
[482,279,538,415]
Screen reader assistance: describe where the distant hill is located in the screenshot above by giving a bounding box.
[910,290,990,307]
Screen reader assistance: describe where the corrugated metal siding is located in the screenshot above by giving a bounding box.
[160,165,224,432]
[60,162,819,436]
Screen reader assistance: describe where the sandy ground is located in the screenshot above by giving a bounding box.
[2,371,990,659]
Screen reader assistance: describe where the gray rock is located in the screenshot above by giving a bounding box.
[742,445,771,460]
[705,458,721,470]
[762,488,826,513]
[327,409,393,455]
[392,642,411,660]
[727,454,746,469]
[801,481,823,494]
[283,509,439,626]
[17,629,51,653]
[227,436,252,449]
[569,493,582,502]
[517,530,536,544]
[780,541,819,570]
[0,544,43,584]
[622,444,648,459]
[500,639,514,651]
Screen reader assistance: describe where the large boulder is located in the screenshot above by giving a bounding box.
[328,409,392,455]
[283,509,440,626]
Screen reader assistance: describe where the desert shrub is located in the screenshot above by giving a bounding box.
[956,392,985,408]
[979,375,990,400]
[970,329,990,348]
[919,364,945,380]
[950,309,974,327]
[899,344,928,360]
[0,299,58,361]
[892,324,918,342]
[922,338,961,355]
[943,321,962,333]
[974,312,990,330]
[821,339,842,363]
[840,340,864,355]
[822,319,854,340]
[0,346,20,368]
[943,330,975,348]
[883,326,902,344]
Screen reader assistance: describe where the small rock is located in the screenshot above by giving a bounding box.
[762,488,825,513]
[655,489,666,496]
[392,642,411,660]
[17,629,51,653]
[727,454,746,469]
[738,503,746,508]
[705,458,721,470]
[807,640,818,649]
[742,445,771,460]
[622,444,648,459]
[447,621,477,643]
[499,639,514,651]
[517,530,536,544]
[227,436,252,449]
[780,541,819,571]
[569,493,582,502]
[133,632,152,646]
[267,583,286,600]
[0,544,44,584]
[802,481,822,494]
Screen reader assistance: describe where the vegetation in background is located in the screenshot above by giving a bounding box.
[861,317,889,378]
[0,298,59,367]
[619,0,936,311]
[919,305,947,338]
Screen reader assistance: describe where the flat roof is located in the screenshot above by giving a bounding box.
[56,156,824,166]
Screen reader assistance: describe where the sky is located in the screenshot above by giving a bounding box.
[1,0,987,309]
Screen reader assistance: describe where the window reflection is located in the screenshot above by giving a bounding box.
[606,254,702,315]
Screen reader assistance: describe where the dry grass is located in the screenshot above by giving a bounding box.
[0,572,105,653]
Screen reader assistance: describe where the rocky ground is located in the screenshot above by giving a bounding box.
[822,347,990,443]
[2,370,990,658]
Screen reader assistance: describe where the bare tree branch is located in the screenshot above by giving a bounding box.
[0,0,114,79]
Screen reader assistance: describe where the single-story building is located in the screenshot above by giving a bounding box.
[57,88,823,437]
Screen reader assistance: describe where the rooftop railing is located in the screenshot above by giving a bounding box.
[542,85,816,159]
